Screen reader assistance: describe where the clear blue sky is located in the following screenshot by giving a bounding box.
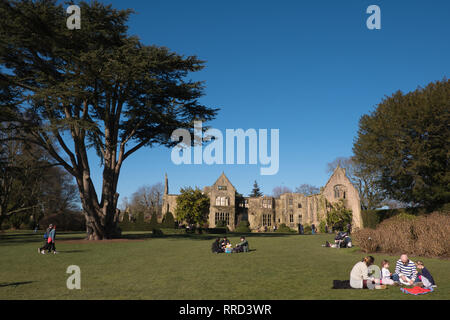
[84,0,449,203]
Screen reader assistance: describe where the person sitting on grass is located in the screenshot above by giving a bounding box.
[211,237,223,253]
[220,237,230,250]
[415,261,436,288]
[380,260,395,285]
[350,256,381,289]
[393,254,419,286]
[234,236,249,253]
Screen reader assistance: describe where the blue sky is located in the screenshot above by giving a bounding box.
[83,0,449,203]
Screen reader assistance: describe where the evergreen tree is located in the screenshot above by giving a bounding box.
[250,181,263,197]
[353,79,449,210]
[0,1,218,239]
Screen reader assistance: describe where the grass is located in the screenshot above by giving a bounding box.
[0,230,449,300]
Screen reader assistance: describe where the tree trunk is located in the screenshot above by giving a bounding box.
[76,172,121,240]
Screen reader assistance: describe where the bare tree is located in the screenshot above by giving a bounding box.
[295,184,320,196]
[129,183,164,219]
[326,156,384,210]
[272,186,292,198]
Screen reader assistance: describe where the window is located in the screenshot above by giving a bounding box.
[262,199,272,208]
[334,185,346,199]
[262,214,272,226]
[297,203,302,208]
[215,196,229,206]
[218,185,227,190]
[288,198,293,206]
[215,212,230,225]
[289,214,294,223]
[239,199,249,208]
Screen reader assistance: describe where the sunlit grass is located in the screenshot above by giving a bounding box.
[0,230,448,299]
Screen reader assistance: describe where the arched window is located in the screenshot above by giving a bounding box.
[334,185,347,199]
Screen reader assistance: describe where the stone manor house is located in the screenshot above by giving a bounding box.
[162,166,362,231]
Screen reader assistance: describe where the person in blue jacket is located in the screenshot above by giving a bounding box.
[47,224,58,254]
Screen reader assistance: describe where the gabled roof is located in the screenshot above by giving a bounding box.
[212,172,236,191]
[322,165,350,191]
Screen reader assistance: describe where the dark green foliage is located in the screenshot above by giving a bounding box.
[175,187,210,226]
[326,200,352,231]
[275,223,293,233]
[119,212,160,231]
[152,228,164,237]
[303,224,312,235]
[353,79,450,210]
[318,220,327,233]
[204,228,227,234]
[215,220,227,228]
[361,210,381,229]
[0,0,218,239]
[162,212,175,228]
[148,213,158,229]
[250,181,263,197]
[235,220,251,233]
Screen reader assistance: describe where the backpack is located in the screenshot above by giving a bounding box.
[43,232,48,239]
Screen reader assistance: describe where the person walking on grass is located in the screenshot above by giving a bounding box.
[48,225,58,254]
[38,224,53,254]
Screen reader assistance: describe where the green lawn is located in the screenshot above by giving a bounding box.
[0,230,448,299]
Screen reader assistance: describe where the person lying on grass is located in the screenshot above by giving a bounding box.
[393,254,420,286]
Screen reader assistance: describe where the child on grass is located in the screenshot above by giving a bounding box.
[380,260,395,285]
[415,261,436,288]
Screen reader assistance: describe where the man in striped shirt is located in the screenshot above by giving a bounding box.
[393,254,419,285]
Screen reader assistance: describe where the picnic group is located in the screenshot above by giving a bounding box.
[348,254,436,292]
[211,236,249,253]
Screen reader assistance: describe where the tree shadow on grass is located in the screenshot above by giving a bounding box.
[121,231,297,241]
[0,281,34,288]
[0,231,86,246]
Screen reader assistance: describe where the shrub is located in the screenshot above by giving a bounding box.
[303,224,312,235]
[204,228,227,234]
[318,220,327,233]
[162,212,176,228]
[216,220,227,228]
[361,210,381,229]
[326,199,352,231]
[275,223,293,233]
[235,220,251,233]
[353,212,450,258]
[148,213,159,229]
[1,222,11,230]
[152,228,164,237]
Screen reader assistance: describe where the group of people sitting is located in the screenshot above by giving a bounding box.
[211,236,249,253]
[350,254,436,289]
